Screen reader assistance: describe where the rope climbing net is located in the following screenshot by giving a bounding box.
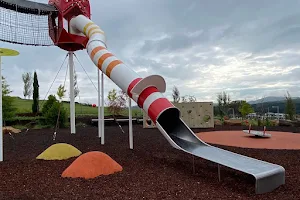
[0,0,57,46]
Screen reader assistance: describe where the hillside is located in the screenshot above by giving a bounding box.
[248,96,300,104]
[10,97,143,117]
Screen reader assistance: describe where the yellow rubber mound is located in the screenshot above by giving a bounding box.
[61,151,123,179]
[36,143,82,160]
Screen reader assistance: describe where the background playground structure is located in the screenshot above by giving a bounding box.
[143,102,214,128]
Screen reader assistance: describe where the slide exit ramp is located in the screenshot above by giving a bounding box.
[69,15,285,194]
[156,109,285,194]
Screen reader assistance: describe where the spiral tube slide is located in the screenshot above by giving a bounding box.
[70,15,177,125]
[70,15,285,194]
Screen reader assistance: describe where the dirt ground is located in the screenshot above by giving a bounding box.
[0,125,299,200]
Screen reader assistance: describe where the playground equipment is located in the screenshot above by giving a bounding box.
[0,47,19,162]
[36,143,82,160]
[243,124,272,138]
[143,102,214,128]
[0,0,285,194]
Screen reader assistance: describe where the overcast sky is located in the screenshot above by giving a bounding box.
[1,0,300,105]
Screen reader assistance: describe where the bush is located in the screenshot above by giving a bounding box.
[42,95,67,128]
[107,89,127,117]
[264,118,272,126]
[44,101,67,128]
[42,95,57,115]
[16,112,42,117]
[2,76,17,124]
[257,118,262,126]
[2,96,16,123]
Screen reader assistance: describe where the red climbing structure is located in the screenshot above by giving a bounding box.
[48,0,91,51]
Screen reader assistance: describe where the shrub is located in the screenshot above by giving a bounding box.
[2,96,16,123]
[264,118,272,126]
[257,118,262,126]
[44,101,67,128]
[42,95,67,128]
[42,95,57,115]
[16,112,42,117]
[241,120,249,126]
[2,76,17,125]
[107,89,127,117]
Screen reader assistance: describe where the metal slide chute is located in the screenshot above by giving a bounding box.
[69,14,285,194]
[156,107,285,194]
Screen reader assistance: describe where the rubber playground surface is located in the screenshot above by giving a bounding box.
[196,130,300,150]
[1,125,300,199]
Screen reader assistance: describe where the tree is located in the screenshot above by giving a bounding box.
[284,91,296,120]
[181,95,197,103]
[188,95,196,102]
[217,91,231,118]
[181,95,187,103]
[55,84,67,128]
[2,76,11,95]
[229,100,243,118]
[22,72,32,99]
[107,89,127,117]
[172,86,180,103]
[57,84,66,101]
[2,76,16,123]
[32,71,39,113]
[238,101,254,119]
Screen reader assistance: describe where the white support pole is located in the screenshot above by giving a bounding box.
[69,51,76,134]
[97,68,101,138]
[101,72,105,145]
[0,56,3,162]
[129,98,133,149]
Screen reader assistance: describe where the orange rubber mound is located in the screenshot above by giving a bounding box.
[61,151,123,179]
[196,130,300,150]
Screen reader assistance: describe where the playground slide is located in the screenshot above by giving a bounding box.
[69,15,285,194]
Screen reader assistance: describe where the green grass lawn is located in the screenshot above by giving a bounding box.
[11,96,143,117]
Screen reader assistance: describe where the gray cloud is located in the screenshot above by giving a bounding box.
[1,0,300,105]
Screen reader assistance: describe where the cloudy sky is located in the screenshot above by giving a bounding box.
[1,0,300,105]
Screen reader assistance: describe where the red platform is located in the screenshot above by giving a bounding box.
[196,130,300,150]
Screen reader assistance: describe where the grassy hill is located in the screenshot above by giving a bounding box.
[11,97,143,117]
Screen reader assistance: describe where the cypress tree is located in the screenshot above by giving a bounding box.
[32,71,39,113]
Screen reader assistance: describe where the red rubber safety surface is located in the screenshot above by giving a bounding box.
[196,130,300,150]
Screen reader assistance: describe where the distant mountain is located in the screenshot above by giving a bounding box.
[248,96,300,104]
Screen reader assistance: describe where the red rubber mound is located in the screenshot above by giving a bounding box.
[61,151,123,179]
